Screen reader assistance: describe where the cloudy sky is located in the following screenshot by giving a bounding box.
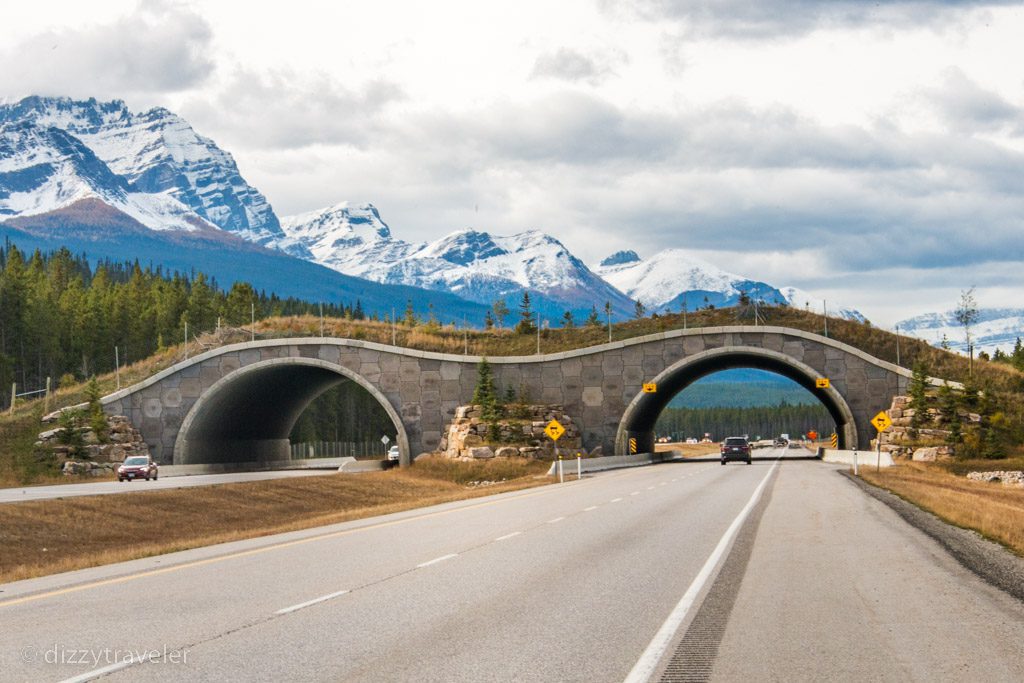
[2,0,1022,325]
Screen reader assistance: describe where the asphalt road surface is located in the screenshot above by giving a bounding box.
[0,469,333,503]
[2,448,1022,682]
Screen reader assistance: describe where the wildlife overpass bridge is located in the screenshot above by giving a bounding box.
[102,326,920,467]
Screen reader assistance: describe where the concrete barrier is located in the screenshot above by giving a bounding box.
[820,448,894,468]
[161,457,356,477]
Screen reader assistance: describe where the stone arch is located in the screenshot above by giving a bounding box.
[615,346,858,454]
[173,357,410,466]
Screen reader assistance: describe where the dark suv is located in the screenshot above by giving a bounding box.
[721,437,752,465]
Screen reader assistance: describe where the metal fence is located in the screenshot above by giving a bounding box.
[289,441,386,460]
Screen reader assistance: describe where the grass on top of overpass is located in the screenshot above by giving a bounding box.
[0,457,552,584]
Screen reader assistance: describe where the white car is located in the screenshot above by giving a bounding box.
[385,445,400,468]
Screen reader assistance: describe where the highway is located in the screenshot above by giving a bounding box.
[2,448,1023,682]
[0,469,334,503]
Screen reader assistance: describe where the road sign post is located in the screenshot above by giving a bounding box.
[545,420,565,482]
[870,411,892,473]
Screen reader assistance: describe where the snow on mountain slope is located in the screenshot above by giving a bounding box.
[279,203,635,315]
[594,248,788,312]
[897,308,1024,356]
[777,286,866,323]
[0,119,210,233]
[0,96,288,248]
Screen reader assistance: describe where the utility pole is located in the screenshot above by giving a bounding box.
[391,308,397,346]
[319,302,324,338]
[251,302,255,342]
[823,300,828,338]
[895,324,901,366]
[184,322,189,360]
[682,298,687,330]
[464,316,468,355]
[536,312,541,354]
[607,308,612,343]
[115,346,120,390]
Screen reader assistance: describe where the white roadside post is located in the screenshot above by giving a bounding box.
[853,450,858,476]
[577,452,582,480]
[558,455,564,484]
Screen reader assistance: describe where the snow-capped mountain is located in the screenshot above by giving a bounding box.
[594,249,789,312]
[0,96,296,251]
[776,286,866,323]
[278,203,636,317]
[897,308,1024,356]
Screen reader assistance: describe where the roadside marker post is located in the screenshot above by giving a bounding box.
[546,419,565,483]
[577,452,582,480]
[558,455,564,484]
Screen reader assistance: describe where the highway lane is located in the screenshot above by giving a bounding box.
[2,450,1023,681]
[0,469,334,503]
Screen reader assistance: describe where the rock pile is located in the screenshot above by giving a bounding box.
[877,393,979,459]
[37,412,151,475]
[439,404,583,460]
[966,471,1024,488]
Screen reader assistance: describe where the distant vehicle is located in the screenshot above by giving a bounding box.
[117,455,158,482]
[720,437,752,465]
[774,437,788,448]
[384,445,400,469]
[685,437,699,445]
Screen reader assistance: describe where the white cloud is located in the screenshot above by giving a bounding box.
[0,0,214,99]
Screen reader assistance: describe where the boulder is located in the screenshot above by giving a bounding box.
[463,434,484,447]
[495,447,520,458]
[912,447,939,462]
[468,446,495,459]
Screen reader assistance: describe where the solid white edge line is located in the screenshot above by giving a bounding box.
[495,531,522,541]
[547,516,565,524]
[584,505,598,511]
[58,656,149,683]
[416,553,458,568]
[611,497,623,503]
[622,461,779,683]
[630,491,640,496]
[275,589,350,615]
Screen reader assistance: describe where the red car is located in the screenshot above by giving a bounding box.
[720,437,752,465]
[117,455,159,481]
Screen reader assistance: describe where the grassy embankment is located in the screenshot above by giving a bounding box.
[0,457,551,583]
[858,456,1024,557]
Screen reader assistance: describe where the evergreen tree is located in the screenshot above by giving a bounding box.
[403,299,418,326]
[586,305,600,327]
[562,310,574,328]
[223,281,257,326]
[472,358,498,420]
[484,310,495,330]
[85,376,109,444]
[634,299,646,320]
[515,292,535,334]
[908,360,929,436]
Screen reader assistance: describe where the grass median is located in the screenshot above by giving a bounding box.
[0,457,552,584]
[858,458,1024,557]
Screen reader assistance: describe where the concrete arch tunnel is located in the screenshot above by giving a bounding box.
[616,346,858,455]
[174,358,410,466]
[101,327,922,468]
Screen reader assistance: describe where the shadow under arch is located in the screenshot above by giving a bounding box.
[615,346,858,454]
[174,357,410,466]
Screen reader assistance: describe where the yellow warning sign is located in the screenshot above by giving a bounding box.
[816,378,830,389]
[628,438,638,454]
[871,411,892,432]
[830,433,838,448]
[544,419,565,441]
[642,383,657,393]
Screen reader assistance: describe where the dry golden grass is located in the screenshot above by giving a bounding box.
[655,442,719,457]
[859,462,1024,557]
[0,458,551,584]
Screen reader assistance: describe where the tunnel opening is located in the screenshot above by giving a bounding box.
[617,347,856,455]
[654,368,835,446]
[174,358,407,466]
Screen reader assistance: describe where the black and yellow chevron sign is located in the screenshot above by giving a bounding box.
[830,433,838,448]
[629,438,638,454]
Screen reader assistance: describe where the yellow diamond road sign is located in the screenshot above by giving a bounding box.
[643,383,657,393]
[544,419,565,441]
[816,378,830,389]
[871,411,892,432]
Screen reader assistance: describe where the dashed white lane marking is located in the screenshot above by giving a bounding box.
[58,655,154,683]
[671,478,678,482]
[417,553,458,568]
[547,516,565,524]
[631,491,641,496]
[495,531,522,541]
[646,486,656,490]
[611,497,623,503]
[276,589,350,615]
[584,505,598,511]
[659,482,667,486]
